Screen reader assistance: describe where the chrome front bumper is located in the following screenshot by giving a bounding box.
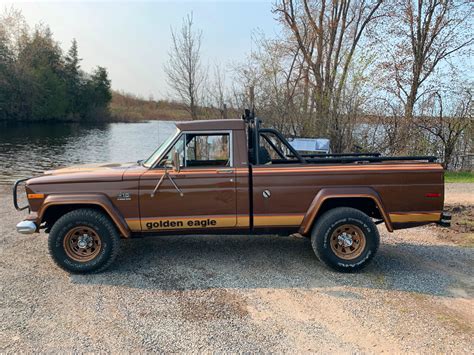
[16,220,37,234]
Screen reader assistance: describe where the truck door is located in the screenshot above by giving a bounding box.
[138,131,237,232]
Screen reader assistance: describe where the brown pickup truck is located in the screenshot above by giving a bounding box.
[14,113,450,273]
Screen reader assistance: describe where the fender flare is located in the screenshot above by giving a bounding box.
[37,194,131,238]
[299,187,393,235]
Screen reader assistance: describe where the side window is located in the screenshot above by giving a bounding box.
[258,132,299,164]
[185,133,230,167]
[260,134,282,161]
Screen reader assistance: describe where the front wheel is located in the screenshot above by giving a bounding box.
[311,207,380,272]
[48,209,121,274]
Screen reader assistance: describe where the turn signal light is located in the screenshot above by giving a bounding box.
[27,193,45,199]
[425,193,441,198]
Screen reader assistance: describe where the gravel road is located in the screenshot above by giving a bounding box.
[1,184,473,352]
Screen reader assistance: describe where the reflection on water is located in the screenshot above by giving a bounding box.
[0,120,176,184]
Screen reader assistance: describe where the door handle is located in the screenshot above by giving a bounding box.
[217,169,234,174]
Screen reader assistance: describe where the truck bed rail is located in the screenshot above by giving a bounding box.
[306,155,437,164]
[290,152,382,158]
[278,155,438,164]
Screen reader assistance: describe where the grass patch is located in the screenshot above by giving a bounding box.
[445,171,474,183]
[108,91,240,122]
[109,91,191,121]
[459,233,474,247]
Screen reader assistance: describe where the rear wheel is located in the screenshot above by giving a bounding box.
[48,209,120,274]
[311,207,379,272]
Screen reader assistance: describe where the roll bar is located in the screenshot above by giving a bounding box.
[244,111,306,165]
[242,110,437,165]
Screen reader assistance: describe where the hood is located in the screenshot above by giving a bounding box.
[27,162,137,185]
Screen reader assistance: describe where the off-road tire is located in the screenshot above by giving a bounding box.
[311,207,379,272]
[48,208,120,274]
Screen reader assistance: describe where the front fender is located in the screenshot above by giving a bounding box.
[299,187,393,235]
[37,194,131,238]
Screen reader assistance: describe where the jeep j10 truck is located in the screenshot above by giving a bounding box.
[14,114,450,273]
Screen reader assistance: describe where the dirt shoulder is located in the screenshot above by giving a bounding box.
[0,184,473,352]
[439,183,474,247]
[435,204,473,246]
[445,183,474,205]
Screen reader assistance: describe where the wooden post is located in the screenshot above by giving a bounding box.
[249,86,255,111]
[223,103,228,119]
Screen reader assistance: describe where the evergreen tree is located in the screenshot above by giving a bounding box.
[0,34,13,120]
[79,66,112,119]
[19,27,67,120]
[64,39,80,78]
[0,11,112,122]
[90,66,111,108]
[31,65,68,120]
[64,38,82,117]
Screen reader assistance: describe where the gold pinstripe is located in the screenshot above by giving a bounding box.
[125,214,304,231]
[253,214,305,227]
[389,212,441,223]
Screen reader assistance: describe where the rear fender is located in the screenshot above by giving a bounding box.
[299,187,393,235]
[37,194,131,238]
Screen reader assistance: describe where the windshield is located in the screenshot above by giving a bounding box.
[142,128,180,168]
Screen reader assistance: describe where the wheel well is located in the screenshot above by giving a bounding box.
[42,204,110,231]
[315,197,383,223]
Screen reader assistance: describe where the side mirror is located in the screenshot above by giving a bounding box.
[172,151,181,172]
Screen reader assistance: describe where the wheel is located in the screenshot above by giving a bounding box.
[48,209,120,274]
[311,207,379,272]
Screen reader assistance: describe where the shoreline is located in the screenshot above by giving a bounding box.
[0,116,184,125]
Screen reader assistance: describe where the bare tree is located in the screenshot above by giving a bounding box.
[381,0,473,119]
[417,87,472,169]
[232,33,310,136]
[164,13,205,120]
[0,7,29,56]
[273,0,383,151]
[208,63,227,118]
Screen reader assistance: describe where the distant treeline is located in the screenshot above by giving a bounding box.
[0,10,111,122]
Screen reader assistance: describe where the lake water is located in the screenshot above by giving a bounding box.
[0,120,176,184]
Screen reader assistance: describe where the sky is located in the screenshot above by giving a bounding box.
[4,1,279,99]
